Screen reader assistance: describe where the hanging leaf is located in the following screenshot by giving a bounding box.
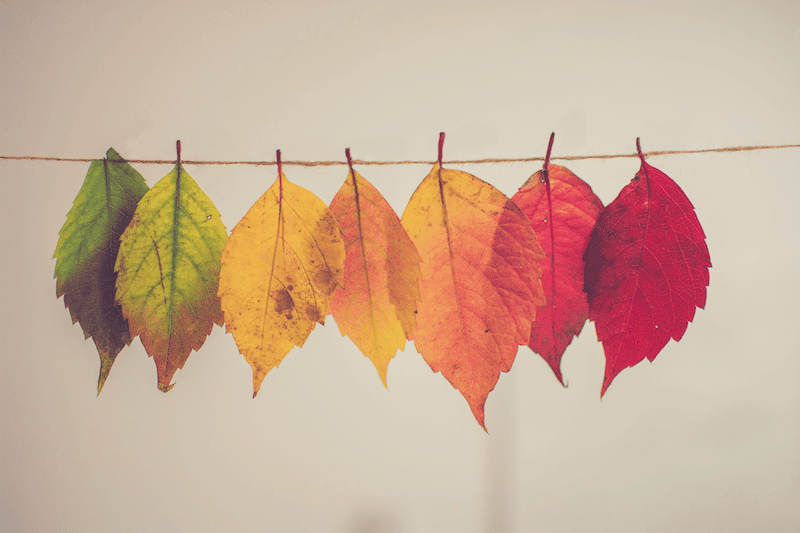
[401,133,545,430]
[328,149,422,387]
[584,139,711,396]
[218,151,345,396]
[511,134,603,385]
[54,148,149,394]
[115,142,228,392]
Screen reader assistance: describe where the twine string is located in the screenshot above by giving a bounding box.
[1,143,798,167]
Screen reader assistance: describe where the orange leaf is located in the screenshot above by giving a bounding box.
[511,135,603,384]
[400,135,545,429]
[218,153,345,396]
[328,150,422,386]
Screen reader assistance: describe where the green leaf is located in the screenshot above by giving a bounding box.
[115,162,227,392]
[54,148,149,394]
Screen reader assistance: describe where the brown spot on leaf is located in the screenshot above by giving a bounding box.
[274,288,295,319]
[313,268,335,293]
[305,302,322,324]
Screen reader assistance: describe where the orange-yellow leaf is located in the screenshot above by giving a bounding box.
[328,163,421,387]
[218,170,345,395]
[401,162,545,429]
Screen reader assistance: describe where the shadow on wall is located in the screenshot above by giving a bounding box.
[347,507,403,533]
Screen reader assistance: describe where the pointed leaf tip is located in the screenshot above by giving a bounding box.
[97,354,113,396]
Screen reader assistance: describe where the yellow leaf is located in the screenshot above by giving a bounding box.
[218,164,345,395]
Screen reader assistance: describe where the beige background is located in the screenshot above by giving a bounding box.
[2,1,799,531]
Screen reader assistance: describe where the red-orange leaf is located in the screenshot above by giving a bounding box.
[584,139,711,396]
[401,134,545,430]
[328,150,421,386]
[511,136,603,385]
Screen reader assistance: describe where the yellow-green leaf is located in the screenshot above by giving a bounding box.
[218,168,345,396]
[54,148,149,394]
[115,162,227,392]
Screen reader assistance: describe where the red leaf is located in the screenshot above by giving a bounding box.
[512,135,603,384]
[584,139,711,396]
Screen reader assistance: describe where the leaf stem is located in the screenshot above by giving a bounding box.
[176,140,181,165]
[636,138,651,180]
[543,132,555,171]
[345,147,362,235]
[438,132,445,165]
[276,149,283,194]
[345,147,354,174]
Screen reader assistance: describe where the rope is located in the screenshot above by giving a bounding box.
[2,143,798,167]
